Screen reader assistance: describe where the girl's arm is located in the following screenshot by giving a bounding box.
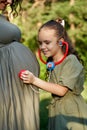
[21,70,68,96]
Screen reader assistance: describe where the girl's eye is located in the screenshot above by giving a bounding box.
[38,41,42,46]
[45,40,51,44]
[38,40,51,46]
[45,42,50,44]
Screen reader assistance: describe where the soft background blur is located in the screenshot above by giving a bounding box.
[9,0,87,129]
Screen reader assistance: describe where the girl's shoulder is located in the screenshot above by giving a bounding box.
[63,54,83,69]
[66,54,77,60]
[65,54,79,63]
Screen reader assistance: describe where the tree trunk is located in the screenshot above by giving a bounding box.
[69,0,75,46]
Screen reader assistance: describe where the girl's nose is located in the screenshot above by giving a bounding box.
[40,43,46,49]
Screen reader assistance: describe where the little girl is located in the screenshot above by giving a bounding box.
[20,18,87,130]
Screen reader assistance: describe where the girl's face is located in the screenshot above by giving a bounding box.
[0,0,12,10]
[38,28,62,59]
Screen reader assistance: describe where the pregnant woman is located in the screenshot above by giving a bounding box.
[0,0,40,130]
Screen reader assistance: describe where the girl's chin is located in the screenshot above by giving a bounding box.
[43,52,51,57]
[44,54,50,58]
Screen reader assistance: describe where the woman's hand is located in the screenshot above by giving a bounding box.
[20,70,35,84]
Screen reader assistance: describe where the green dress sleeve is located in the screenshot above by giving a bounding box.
[58,55,84,91]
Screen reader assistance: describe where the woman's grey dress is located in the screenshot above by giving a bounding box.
[0,15,40,130]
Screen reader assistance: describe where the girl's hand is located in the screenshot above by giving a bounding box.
[19,70,35,84]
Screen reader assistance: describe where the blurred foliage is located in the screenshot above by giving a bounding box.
[12,0,87,82]
[82,81,87,102]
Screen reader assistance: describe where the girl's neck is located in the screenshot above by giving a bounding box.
[53,51,64,62]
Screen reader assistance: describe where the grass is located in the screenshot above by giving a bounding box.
[40,90,51,130]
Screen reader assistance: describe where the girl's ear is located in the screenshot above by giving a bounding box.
[58,38,64,46]
[60,38,64,42]
[59,41,63,46]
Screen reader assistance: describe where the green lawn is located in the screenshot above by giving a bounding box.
[40,90,51,130]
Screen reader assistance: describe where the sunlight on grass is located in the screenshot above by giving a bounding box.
[81,82,87,102]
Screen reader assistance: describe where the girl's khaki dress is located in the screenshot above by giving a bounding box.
[0,15,40,130]
[48,54,87,130]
